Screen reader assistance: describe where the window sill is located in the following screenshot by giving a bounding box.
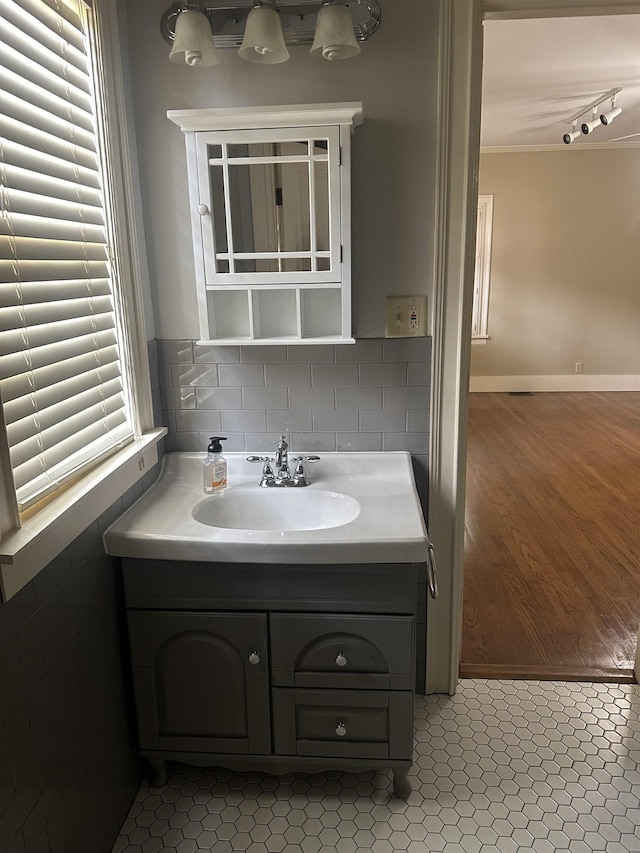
[0,428,166,601]
[471,336,489,346]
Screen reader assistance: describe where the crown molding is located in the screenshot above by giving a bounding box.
[168,103,364,133]
[480,141,640,153]
[482,0,640,19]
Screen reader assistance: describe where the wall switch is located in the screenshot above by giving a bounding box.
[575,362,584,374]
[385,296,427,338]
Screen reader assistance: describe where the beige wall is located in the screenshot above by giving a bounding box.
[472,148,640,381]
[123,0,440,340]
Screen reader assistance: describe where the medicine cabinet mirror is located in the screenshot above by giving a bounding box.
[169,104,363,345]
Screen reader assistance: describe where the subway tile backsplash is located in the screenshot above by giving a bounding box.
[157,337,431,509]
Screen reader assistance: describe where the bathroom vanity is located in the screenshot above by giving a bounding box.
[105,452,432,797]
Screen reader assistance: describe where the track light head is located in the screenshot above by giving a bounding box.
[600,105,623,126]
[563,123,580,145]
[581,113,601,135]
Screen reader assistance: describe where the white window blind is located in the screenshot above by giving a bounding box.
[0,0,134,510]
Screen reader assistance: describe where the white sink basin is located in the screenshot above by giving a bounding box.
[104,452,428,565]
[192,489,360,531]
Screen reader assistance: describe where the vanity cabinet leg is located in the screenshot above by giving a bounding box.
[392,765,411,799]
[148,757,168,788]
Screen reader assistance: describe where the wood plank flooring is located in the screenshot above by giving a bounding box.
[461,391,640,682]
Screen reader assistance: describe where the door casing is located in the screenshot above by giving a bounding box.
[426,0,640,695]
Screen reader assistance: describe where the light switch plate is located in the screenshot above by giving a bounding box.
[385,296,427,338]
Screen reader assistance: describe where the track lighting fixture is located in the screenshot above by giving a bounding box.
[161,0,381,67]
[563,121,580,145]
[562,87,623,145]
[581,109,601,135]
[600,105,623,125]
[600,94,622,126]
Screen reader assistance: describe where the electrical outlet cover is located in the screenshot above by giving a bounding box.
[385,296,427,338]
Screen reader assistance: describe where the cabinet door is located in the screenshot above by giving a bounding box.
[196,128,342,286]
[128,611,270,755]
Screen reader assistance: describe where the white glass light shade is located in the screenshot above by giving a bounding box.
[238,5,290,64]
[310,3,361,61]
[169,9,220,67]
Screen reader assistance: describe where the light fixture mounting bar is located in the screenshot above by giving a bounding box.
[566,87,622,124]
[161,1,382,48]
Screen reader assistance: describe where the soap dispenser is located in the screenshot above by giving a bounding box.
[203,436,228,494]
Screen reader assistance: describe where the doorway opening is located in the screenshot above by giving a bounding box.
[459,12,640,682]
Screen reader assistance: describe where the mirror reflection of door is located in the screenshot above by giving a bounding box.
[225,141,330,273]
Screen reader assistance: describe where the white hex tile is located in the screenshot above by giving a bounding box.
[169,812,190,830]
[112,680,640,853]
[371,820,393,839]
[148,819,170,838]
[336,840,357,853]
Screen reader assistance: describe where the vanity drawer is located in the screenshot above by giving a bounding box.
[122,559,417,614]
[273,688,413,760]
[270,614,414,690]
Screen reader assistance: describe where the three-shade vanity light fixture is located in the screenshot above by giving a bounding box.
[563,88,623,144]
[161,0,381,67]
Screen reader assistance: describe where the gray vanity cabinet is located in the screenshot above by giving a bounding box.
[127,611,271,757]
[122,559,418,797]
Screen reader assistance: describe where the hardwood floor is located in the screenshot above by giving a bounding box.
[461,391,640,682]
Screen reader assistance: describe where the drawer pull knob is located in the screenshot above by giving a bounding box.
[248,651,261,665]
[336,653,348,667]
[336,722,347,737]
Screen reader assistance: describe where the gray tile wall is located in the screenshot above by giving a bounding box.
[147,339,163,434]
[157,337,431,512]
[0,467,162,853]
[156,337,431,693]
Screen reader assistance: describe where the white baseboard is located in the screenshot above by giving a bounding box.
[470,374,640,393]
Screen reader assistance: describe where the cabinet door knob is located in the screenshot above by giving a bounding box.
[335,652,348,667]
[197,203,209,216]
[248,651,260,665]
[336,722,347,737]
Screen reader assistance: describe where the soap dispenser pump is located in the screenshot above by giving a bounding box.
[203,436,228,494]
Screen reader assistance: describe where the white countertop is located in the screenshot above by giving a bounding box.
[103,452,429,565]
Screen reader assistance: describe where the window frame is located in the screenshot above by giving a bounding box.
[0,0,165,600]
[471,193,494,344]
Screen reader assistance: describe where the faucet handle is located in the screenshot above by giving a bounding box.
[291,455,320,485]
[247,455,275,485]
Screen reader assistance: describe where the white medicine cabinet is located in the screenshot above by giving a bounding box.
[168,104,364,345]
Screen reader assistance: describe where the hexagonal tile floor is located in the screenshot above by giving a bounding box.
[112,679,640,853]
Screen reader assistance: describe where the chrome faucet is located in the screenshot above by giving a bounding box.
[247,435,320,487]
[275,435,290,481]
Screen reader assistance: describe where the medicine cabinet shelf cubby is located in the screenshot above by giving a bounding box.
[169,103,363,345]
